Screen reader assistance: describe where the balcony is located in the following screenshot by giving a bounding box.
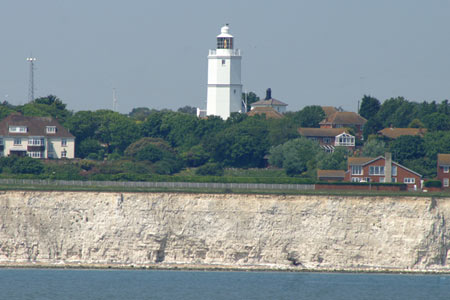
[28,145,45,152]
[209,49,241,56]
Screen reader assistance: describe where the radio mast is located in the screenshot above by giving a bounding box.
[26,56,36,102]
[112,88,118,111]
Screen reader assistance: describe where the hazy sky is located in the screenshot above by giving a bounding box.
[1,0,450,114]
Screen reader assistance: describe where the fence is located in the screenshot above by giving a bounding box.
[0,178,315,191]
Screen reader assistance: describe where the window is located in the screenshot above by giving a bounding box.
[380,177,385,183]
[369,166,384,175]
[309,137,318,142]
[351,177,361,182]
[46,126,56,134]
[61,139,67,147]
[9,126,27,133]
[351,165,362,175]
[404,178,415,184]
[392,177,397,183]
[334,133,355,146]
[61,150,67,158]
[221,59,225,66]
[28,138,44,146]
[392,165,397,176]
[14,138,21,145]
[0,138,3,145]
[28,151,42,158]
[444,178,449,187]
[323,137,331,144]
[444,166,449,173]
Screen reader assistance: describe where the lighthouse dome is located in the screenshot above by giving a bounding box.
[217,24,233,38]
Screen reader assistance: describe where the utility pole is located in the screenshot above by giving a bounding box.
[26,56,36,102]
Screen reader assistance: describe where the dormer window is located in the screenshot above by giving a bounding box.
[9,126,27,133]
[46,126,56,134]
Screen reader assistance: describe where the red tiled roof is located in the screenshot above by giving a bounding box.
[251,98,288,107]
[298,127,348,137]
[320,112,367,126]
[438,154,450,166]
[378,128,427,139]
[247,107,284,119]
[317,169,345,178]
[321,106,338,118]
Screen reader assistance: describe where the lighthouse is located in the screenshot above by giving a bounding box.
[206,24,243,119]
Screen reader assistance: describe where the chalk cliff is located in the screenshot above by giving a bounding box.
[0,191,449,271]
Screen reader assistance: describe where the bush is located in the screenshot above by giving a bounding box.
[195,163,224,176]
[424,180,442,188]
[1,156,44,175]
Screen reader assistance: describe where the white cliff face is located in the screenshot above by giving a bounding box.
[0,191,449,271]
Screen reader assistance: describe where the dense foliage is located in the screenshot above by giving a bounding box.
[0,93,449,181]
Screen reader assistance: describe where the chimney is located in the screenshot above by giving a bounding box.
[265,88,272,100]
[385,152,392,183]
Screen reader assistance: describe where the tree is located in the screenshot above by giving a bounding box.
[95,110,140,154]
[287,106,325,127]
[19,95,72,123]
[177,106,197,115]
[389,135,425,164]
[268,137,321,176]
[317,147,349,170]
[362,138,386,157]
[129,107,153,121]
[243,92,260,112]
[359,95,380,120]
[422,113,450,131]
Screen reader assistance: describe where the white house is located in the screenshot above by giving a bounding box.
[0,113,75,159]
[251,88,288,113]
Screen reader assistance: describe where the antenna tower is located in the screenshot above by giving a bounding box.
[112,88,118,111]
[26,56,36,102]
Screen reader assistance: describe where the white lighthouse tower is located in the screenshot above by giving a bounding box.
[206,24,243,119]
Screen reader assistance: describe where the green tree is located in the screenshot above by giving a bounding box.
[129,107,153,121]
[317,147,349,170]
[359,95,380,120]
[243,92,260,112]
[290,106,326,127]
[177,106,197,115]
[362,138,386,157]
[422,112,450,131]
[390,135,425,163]
[268,137,321,176]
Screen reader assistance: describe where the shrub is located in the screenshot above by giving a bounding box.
[424,180,442,188]
[9,157,44,174]
[195,163,224,176]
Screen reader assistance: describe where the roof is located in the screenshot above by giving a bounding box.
[251,98,288,107]
[247,107,284,119]
[298,127,349,137]
[317,169,345,178]
[348,155,422,177]
[321,106,338,118]
[0,113,74,138]
[378,127,427,139]
[320,111,367,126]
[438,154,450,166]
[348,156,376,165]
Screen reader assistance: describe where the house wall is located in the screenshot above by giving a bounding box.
[437,165,450,189]
[1,136,75,159]
[346,158,421,190]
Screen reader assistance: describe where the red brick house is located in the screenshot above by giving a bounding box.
[319,111,367,139]
[345,153,422,190]
[437,154,450,189]
[298,128,355,153]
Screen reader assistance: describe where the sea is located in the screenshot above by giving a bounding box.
[0,269,449,300]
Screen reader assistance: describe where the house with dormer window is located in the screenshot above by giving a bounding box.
[0,113,75,159]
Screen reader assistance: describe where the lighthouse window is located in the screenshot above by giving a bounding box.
[234,89,236,94]
[222,60,225,66]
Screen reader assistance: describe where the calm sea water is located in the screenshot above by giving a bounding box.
[0,269,449,300]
